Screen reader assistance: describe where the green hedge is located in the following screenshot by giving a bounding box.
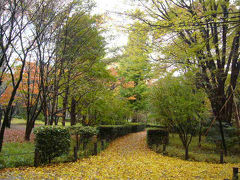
[68,125,98,149]
[130,123,146,133]
[68,125,98,138]
[98,123,145,140]
[147,128,169,147]
[34,126,71,164]
[146,124,166,129]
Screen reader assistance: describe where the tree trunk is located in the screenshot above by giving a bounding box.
[0,79,23,152]
[62,86,69,126]
[0,118,6,152]
[209,88,228,156]
[235,113,240,129]
[24,105,42,141]
[70,97,76,126]
[6,106,14,128]
[218,119,227,156]
[198,121,202,148]
[54,116,58,125]
[0,107,2,127]
[82,115,86,126]
[233,99,240,129]
[185,146,189,160]
[25,121,33,141]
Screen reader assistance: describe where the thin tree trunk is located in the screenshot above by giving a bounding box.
[0,119,6,152]
[209,90,228,156]
[233,98,240,128]
[0,107,2,127]
[185,146,189,160]
[218,119,227,156]
[62,86,70,126]
[0,66,25,152]
[198,121,202,148]
[70,97,76,126]
[25,108,42,141]
[82,115,86,126]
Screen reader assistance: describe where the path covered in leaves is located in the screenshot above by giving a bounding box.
[1,131,239,179]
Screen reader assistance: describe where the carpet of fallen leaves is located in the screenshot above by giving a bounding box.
[4,128,34,143]
[0,131,239,179]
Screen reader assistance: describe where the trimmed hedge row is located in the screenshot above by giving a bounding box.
[34,125,98,165]
[98,123,145,140]
[34,126,71,165]
[130,123,146,133]
[147,128,169,147]
[68,125,98,138]
[146,124,166,129]
[34,123,145,165]
[68,125,98,150]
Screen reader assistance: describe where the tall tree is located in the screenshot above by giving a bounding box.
[54,11,106,126]
[119,22,152,121]
[0,0,63,151]
[133,0,240,155]
[150,74,206,160]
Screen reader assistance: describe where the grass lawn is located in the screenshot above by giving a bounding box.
[11,118,45,125]
[152,133,240,163]
[11,118,71,126]
[0,137,108,169]
[0,142,34,168]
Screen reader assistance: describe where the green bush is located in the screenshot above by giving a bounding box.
[68,125,98,149]
[34,126,71,164]
[146,124,165,129]
[206,123,240,150]
[98,124,145,140]
[97,125,128,140]
[68,125,98,138]
[147,128,169,147]
[129,123,146,133]
[0,157,6,169]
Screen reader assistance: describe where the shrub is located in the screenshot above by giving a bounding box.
[68,125,98,149]
[98,125,129,140]
[146,124,165,129]
[147,128,169,148]
[98,124,145,140]
[129,123,146,133]
[68,125,98,138]
[97,125,114,140]
[34,126,71,164]
[0,157,6,169]
[206,123,240,151]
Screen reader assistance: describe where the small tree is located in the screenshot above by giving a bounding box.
[150,74,206,160]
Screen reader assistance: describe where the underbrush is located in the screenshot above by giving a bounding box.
[151,133,240,163]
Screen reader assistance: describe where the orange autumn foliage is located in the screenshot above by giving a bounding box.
[0,62,40,107]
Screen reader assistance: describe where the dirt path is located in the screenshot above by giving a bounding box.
[0,131,239,179]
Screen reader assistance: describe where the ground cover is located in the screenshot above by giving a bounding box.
[0,122,105,169]
[0,131,239,179]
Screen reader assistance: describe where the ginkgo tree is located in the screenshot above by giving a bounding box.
[150,73,207,160]
[118,22,152,122]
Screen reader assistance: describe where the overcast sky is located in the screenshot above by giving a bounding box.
[93,0,135,51]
